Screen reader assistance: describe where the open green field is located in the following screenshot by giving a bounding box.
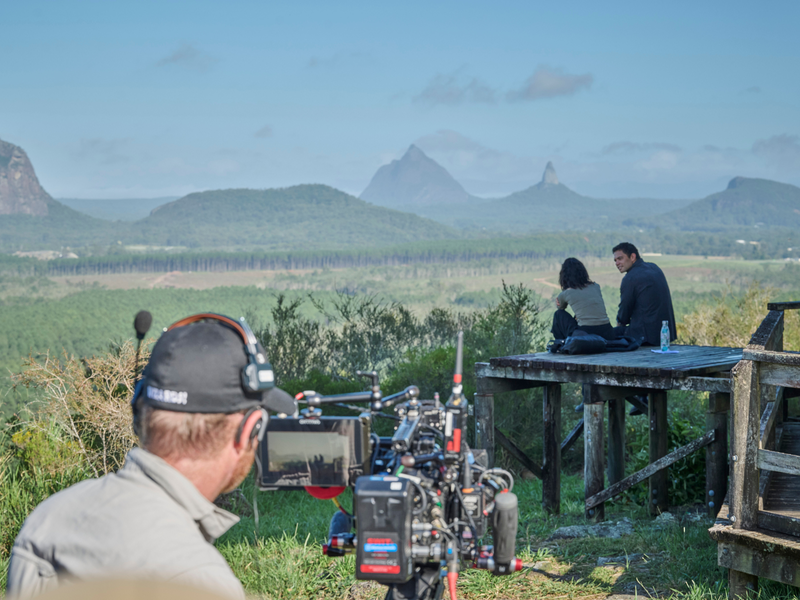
[37,253,800,317]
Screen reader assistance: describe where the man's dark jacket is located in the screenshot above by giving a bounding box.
[616,258,676,346]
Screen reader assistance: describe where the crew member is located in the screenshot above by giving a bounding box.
[6,315,296,600]
[612,242,676,346]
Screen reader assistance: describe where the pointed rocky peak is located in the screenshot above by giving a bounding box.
[360,144,471,208]
[541,161,559,186]
[404,144,426,160]
[0,138,52,216]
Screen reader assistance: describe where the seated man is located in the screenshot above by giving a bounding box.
[612,242,676,346]
[6,315,296,600]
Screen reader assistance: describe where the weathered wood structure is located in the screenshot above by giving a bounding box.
[475,345,742,518]
[709,301,800,598]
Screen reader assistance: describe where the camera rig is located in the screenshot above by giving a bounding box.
[258,333,523,600]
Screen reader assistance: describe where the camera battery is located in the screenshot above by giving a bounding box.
[460,486,485,537]
[354,475,413,584]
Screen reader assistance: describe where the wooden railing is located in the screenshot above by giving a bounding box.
[721,300,800,596]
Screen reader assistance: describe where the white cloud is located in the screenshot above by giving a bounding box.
[602,141,682,155]
[156,43,216,72]
[254,125,273,139]
[752,134,800,170]
[414,73,497,106]
[507,66,593,102]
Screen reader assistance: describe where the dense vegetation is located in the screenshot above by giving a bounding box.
[2,228,795,279]
[5,284,800,598]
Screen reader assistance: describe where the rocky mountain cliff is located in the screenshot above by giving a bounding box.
[360,145,472,208]
[0,139,52,216]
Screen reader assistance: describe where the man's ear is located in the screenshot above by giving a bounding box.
[631,253,638,262]
[235,409,264,451]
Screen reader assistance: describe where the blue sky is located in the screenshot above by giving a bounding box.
[2,1,798,200]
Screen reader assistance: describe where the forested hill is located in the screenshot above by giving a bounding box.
[130,185,459,249]
[632,177,800,231]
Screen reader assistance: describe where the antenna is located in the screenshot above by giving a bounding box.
[453,331,463,387]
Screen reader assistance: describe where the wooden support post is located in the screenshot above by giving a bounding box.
[542,383,561,514]
[474,393,495,468]
[729,569,758,599]
[649,390,669,516]
[608,396,626,486]
[730,360,761,530]
[706,392,730,517]
[584,385,605,521]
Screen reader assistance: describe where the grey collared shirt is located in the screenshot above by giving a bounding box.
[6,448,245,600]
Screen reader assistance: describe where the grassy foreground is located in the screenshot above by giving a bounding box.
[220,475,791,599]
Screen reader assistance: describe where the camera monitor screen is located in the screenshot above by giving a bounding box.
[259,416,366,489]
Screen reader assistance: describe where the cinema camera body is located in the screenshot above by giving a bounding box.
[258,333,522,600]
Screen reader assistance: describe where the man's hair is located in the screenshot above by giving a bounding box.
[612,242,639,259]
[559,257,593,291]
[137,401,242,459]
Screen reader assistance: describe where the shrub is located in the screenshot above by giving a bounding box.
[679,282,800,350]
[11,339,148,477]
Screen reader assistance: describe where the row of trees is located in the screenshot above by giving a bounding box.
[3,228,793,278]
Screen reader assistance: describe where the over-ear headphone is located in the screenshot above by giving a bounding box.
[235,407,269,446]
[131,313,275,437]
[167,313,275,393]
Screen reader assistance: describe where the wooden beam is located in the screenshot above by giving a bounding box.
[730,360,762,531]
[608,397,625,485]
[760,363,800,388]
[626,394,648,415]
[759,402,776,450]
[493,427,542,480]
[649,390,669,516]
[584,391,605,521]
[758,510,800,538]
[747,310,783,351]
[707,393,729,517]
[585,429,715,510]
[475,362,734,392]
[542,383,561,514]
[743,349,800,367]
[675,376,732,393]
[561,418,583,454]
[757,448,800,477]
[475,375,547,395]
[767,301,800,311]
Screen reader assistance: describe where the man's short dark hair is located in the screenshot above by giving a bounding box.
[613,242,639,259]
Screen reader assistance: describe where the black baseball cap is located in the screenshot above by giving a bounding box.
[137,318,296,415]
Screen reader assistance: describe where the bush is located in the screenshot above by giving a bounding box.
[679,282,800,350]
[11,339,148,477]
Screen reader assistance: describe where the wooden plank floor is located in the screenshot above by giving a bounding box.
[764,420,800,518]
[490,345,742,378]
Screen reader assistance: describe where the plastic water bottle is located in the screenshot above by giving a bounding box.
[660,320,670,352]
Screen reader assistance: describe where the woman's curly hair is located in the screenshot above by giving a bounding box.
[559,257,593,290]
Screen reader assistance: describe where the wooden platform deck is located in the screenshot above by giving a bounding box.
[475,344,741,519]
[484,344,742,392]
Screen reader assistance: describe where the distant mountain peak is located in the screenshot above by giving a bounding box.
[406,144,425,157]
[727,176,747,190]
[541,161,559,186]
[360,144,471,208]
[0,138,52,216]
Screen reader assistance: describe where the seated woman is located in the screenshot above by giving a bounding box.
[551,257,615,340]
